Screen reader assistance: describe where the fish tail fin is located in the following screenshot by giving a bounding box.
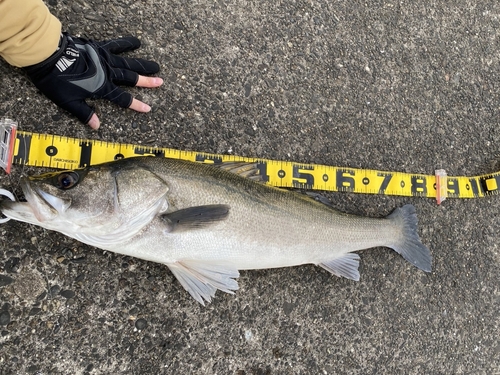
[387,204,432,272]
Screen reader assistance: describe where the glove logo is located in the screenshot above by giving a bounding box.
[56,47,79,73]
[68,44,105,93]
[56,56,76,72]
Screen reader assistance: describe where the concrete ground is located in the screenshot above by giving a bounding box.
[0,0,499,374]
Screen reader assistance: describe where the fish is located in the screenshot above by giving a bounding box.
[0,157,431,305]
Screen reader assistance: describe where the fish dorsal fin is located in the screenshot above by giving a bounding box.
[318,253,360,281]
[161,204,229,232]
[303,192,336,208]
[167,261,240,305]
[213,162,264,182]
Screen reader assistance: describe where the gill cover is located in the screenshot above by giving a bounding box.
[17,160,171,248]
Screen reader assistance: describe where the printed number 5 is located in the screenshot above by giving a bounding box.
[293,165,314,188]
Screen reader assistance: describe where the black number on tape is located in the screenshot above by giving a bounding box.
[79,142,92,167]
[480,175,500,194]
[257,162,269,183]
[411,176,427,195]
[377,172,393,193]
[13,133,32,164]
[447,178,460,196]
[135,148,165,158]
[293,164,314,188]
[336,169,355,191]
[195,154,223,164]
[469,178,482,196]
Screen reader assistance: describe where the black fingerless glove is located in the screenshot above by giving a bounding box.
[24,33,160,124]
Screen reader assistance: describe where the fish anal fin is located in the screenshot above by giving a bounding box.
[319,253,360,281]
[167,261,239,305]
[161,204,229,232]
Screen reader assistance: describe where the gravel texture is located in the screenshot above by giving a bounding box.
[0,0,499,374]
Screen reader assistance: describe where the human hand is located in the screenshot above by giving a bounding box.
[24,33,163,130]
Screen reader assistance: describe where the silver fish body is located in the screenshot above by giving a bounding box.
[0,157,431,304]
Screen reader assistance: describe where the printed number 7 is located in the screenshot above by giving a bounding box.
[377,172,392,194]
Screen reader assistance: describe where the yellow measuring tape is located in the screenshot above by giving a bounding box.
[2,123,500,203]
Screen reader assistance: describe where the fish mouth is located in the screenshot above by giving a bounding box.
[1,178,71,224]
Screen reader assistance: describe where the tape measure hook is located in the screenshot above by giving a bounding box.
[0,118,18,174]
[435,169,447,205]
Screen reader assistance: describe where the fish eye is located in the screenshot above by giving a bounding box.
[56,172,79,190]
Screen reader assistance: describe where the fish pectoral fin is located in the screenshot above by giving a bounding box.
[167,261,239,305]
[318,253,360,281]
[161,204,230,232]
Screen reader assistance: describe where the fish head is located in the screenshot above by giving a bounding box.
[1,159,170,236]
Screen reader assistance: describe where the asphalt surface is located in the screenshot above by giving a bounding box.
[0,0,499,374]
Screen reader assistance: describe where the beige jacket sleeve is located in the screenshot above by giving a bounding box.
[0,0,61,67]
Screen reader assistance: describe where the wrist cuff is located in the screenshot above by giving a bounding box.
[23,33,68,78]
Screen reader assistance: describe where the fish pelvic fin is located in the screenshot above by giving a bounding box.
[319,253,360,281]
[167,261,239,305]
[387,204,432,272]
